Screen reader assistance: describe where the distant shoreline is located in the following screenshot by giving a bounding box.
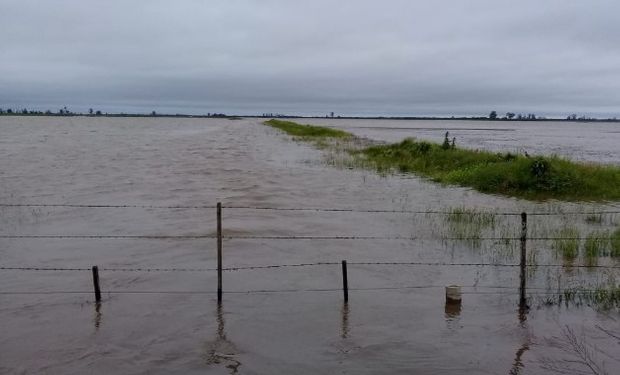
[0,113,618,123]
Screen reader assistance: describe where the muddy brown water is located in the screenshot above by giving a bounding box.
[1,116,619,374]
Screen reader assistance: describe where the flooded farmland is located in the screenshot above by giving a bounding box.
[1,116,619,374]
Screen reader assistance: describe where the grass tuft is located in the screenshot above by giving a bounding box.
[583,230,609,264]
[553,227,580,261]
[443,207,496,246]
[585,214,603,224]
[611,228,620,257]
[555,285,620,310]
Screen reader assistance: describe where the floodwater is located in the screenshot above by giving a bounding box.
[312,118,620,164]
[0,116,618,374]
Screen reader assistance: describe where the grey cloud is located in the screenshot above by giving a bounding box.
[1,0,619,117]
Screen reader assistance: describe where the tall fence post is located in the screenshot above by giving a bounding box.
[519,212,527,310]
[217,202,223,303]
[342,260,348,303]
[92,265,101,302]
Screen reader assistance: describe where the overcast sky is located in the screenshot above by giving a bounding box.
[1,0,619,117]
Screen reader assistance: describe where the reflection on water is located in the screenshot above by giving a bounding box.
[93,302,102,331]
[518,305,529,325]
[204,303,241,374]
[512,303,531,374]
[217,303,226,342]
[444,300,461,320]
[341,302,350,339]
[509,343,530,375]
[444,300,462,332]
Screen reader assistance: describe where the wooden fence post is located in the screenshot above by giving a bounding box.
[342,260,348,303]
[92,265,101,302]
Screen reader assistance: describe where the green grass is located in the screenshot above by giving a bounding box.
[583,230,608,264]
[585,214,603,224]
[553,227,580,261]
[264,119,352,139]
[358,137,620,201]
[445,207,496,226]
[264,120,620,201]
[443,207,496,246]
[611,228,620,257]
[588,285,620,309]
[559,285,620,310]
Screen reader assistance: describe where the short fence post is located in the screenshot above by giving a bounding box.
[342,260,348,303]
[217,202,223,303]
[92,265,101,302]
[519,212,527,310]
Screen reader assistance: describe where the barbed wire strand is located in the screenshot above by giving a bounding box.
[0,287,613,296]
[1,203,618,216]
[2,261,619,272]
[223,206,620,216]
[0,204,216,209]
[0,234,613,241]
[225,206,526,215]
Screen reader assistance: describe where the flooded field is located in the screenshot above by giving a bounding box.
[1,116,619,374]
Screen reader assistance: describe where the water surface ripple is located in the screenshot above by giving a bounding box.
[0,117,618,374]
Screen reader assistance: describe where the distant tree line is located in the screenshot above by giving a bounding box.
[0,107,617,122]
[0,106,97,116]
[488,111,542,120]
[0,107,230,118]
[261,113,289,117]
[487,110,617,122]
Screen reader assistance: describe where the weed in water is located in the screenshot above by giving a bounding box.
[444,207,496,247]
[445,207,495,227]
[583,230,609,265]
[587,284,620,310]
[552,227,580,261]
[610,228,620,257]
[585,214,603,224]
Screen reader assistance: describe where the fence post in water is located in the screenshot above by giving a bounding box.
[217,202,223,303]
[342,260,349,303]
[92,265,101,302]
[519,212,527,310]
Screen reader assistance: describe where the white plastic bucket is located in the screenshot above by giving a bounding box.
[445,285,462,302]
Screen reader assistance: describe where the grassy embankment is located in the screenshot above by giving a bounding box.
[264,119,351,139]
[264,119,620,201]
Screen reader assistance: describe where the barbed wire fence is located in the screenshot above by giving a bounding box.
[1,202,618,309]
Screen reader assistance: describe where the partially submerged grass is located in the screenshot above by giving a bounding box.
[558,285,620,310]
[611,228,620,257]
[264,119,352,139]
[445,207,495,227]
[550,226,620,265]
[585,214,603,224]
[553,227,580,261]
[264,120,620,201]
[443,207,496,247]
[583,230,608,265]
[358,137,620,201]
